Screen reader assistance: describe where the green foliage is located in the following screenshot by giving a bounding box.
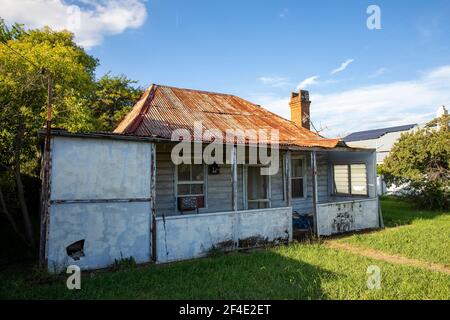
[0,22,142,247]
[92,73,143,131]
[0,25,99,175]
[0,19,25,43]
[111,254,137,271]
[0,24,142,174]
[380,120,450,209]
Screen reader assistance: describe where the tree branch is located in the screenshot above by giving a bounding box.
[0,181,29,246]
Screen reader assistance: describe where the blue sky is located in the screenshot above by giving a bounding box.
[2,0,450,136]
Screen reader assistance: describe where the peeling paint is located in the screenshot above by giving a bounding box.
[46,137,153,272]
[155,207,292,263]
[317,199,379,236]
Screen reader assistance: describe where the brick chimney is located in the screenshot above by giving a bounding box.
[289,89,311,130]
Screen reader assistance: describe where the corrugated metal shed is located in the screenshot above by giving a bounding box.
[114,84,342,148]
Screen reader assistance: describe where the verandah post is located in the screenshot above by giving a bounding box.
[311,150,319,237]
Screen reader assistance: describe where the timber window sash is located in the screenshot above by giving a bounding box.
[291,156,307,199]
[246,165,270,209]
[176,163,205,196]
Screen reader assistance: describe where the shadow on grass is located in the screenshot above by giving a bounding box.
[381,196,449,228]
[0,249,338,300]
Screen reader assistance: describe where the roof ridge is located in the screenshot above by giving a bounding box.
[154,83,233,97]
[230,95,323,139]
[122,84,157,134]
[156,84,322,137]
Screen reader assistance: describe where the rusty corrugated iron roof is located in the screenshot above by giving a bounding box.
[113,84,342,148]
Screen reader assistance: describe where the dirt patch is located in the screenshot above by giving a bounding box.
[326,241,450,275]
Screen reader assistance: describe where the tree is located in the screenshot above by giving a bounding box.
[380,117,450,209]
[92,74,143,131]
[0,22,99,248]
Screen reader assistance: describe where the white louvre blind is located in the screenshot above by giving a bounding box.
[333,164,367,195]
[333,165,349,194]
[350,164,367,195]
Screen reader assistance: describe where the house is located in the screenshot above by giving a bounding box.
[40,84,382,272]
[344,124,418,165]
[344,105,448,194]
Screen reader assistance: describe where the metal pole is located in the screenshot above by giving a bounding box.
[285,151,292,207]
[231,145,238,212]
[39,73,52,267]
[150,143,157,262]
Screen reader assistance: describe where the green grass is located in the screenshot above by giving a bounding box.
[0,197,448,300]
[338,197,450,266]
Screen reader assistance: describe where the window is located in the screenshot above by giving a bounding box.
[247,166,269,209]
[291,157,307,198]
[333,164,367,196]
[177,164,205,196]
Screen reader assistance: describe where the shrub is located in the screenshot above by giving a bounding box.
[380,118,449,209]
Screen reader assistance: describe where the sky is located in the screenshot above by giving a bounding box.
[2,0,450,137]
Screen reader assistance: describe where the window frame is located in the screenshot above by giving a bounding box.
[291,155,307,200]
[332,162,368,197]
[244,164,271,210]
[175,163,207,199]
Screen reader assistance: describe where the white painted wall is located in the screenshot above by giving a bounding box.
[46,136,153,272]
[317,198,379,236]
[47,202,151,272]
[155,207,292,263]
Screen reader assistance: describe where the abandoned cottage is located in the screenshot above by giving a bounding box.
[40,85,382,271]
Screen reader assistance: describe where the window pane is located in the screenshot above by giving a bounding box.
[292,159,304,177]
[192,164,203,181]
[248,201,269,210]
[292,178,304,198]
[247,166,268,200]
[191,184,204,195]
[334,165,349,194]
[178,164,190,181]
[351,164,367,195]
[177,184,190,195]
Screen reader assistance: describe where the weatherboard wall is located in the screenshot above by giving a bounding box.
[154,148,330,216]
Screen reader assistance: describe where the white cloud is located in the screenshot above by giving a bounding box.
[258,76,290,88]
[251,65,450,138]
[330,58,354,75]
[368,67,387,78]
[296,75,319,90]
[0,0,148,48]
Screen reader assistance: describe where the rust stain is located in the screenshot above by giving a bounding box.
[114,84,342,148]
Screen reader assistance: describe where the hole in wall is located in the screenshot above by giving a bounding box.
[66,239,85,261]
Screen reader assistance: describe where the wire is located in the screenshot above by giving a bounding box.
[0,39,47,74]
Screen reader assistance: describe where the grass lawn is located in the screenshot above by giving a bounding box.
[337,197,450,267]
[0,197,449,300]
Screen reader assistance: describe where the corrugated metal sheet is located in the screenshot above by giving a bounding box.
[343,124,417,142]
[114,84,341,148]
